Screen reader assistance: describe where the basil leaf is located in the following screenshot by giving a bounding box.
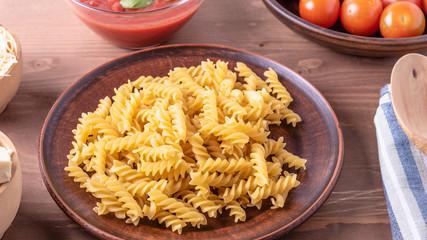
[120,0,153,9]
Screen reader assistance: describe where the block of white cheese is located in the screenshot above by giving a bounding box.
[0,146,12,184]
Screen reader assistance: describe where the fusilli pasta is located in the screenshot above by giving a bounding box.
[65,59,307,234]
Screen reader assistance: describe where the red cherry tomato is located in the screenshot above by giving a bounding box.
[423,0,427,14]
[382,0,422,8]
[299,0,340,28]
[380,1,425,38]
[340,0,383,36]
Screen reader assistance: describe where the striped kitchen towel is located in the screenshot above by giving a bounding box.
[374,84,427,240]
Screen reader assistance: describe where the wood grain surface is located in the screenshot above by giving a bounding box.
[0,0,414,239]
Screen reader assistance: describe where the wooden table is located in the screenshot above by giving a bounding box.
[1,0,403,239]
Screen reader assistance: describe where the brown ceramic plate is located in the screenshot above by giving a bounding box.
[263,0,427,57]
[39,44,343,239]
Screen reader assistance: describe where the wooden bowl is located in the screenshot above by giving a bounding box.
[39,44,343,239]
[0,131,22,238]
[0,29,23,113]
[263,0,427,57]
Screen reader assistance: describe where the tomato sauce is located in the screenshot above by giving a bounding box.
[79,0,179,12]
[69,0,202,48]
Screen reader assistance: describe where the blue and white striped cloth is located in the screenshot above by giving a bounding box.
[374,84,427,240]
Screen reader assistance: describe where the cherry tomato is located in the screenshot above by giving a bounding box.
[423,0,427,14]
[382,0,422,8]
[380,1,425,38]
[340,0,383,36]
[299,0,340,28]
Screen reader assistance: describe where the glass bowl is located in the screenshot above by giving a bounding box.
[66,0,204,49]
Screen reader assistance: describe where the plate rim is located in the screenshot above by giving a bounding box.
[38,43,344,239]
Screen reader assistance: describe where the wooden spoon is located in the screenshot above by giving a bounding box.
[390,53,427,156]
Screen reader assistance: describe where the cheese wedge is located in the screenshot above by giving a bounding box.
[0,146,12,184]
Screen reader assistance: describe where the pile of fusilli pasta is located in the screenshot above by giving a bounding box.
[0,26,17,76]
[65,59,307,234]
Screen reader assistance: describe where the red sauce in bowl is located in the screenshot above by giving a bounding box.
[68,0,203,48]
[80,0,179,12]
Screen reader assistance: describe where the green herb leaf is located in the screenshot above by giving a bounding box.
[120,0,153,9]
